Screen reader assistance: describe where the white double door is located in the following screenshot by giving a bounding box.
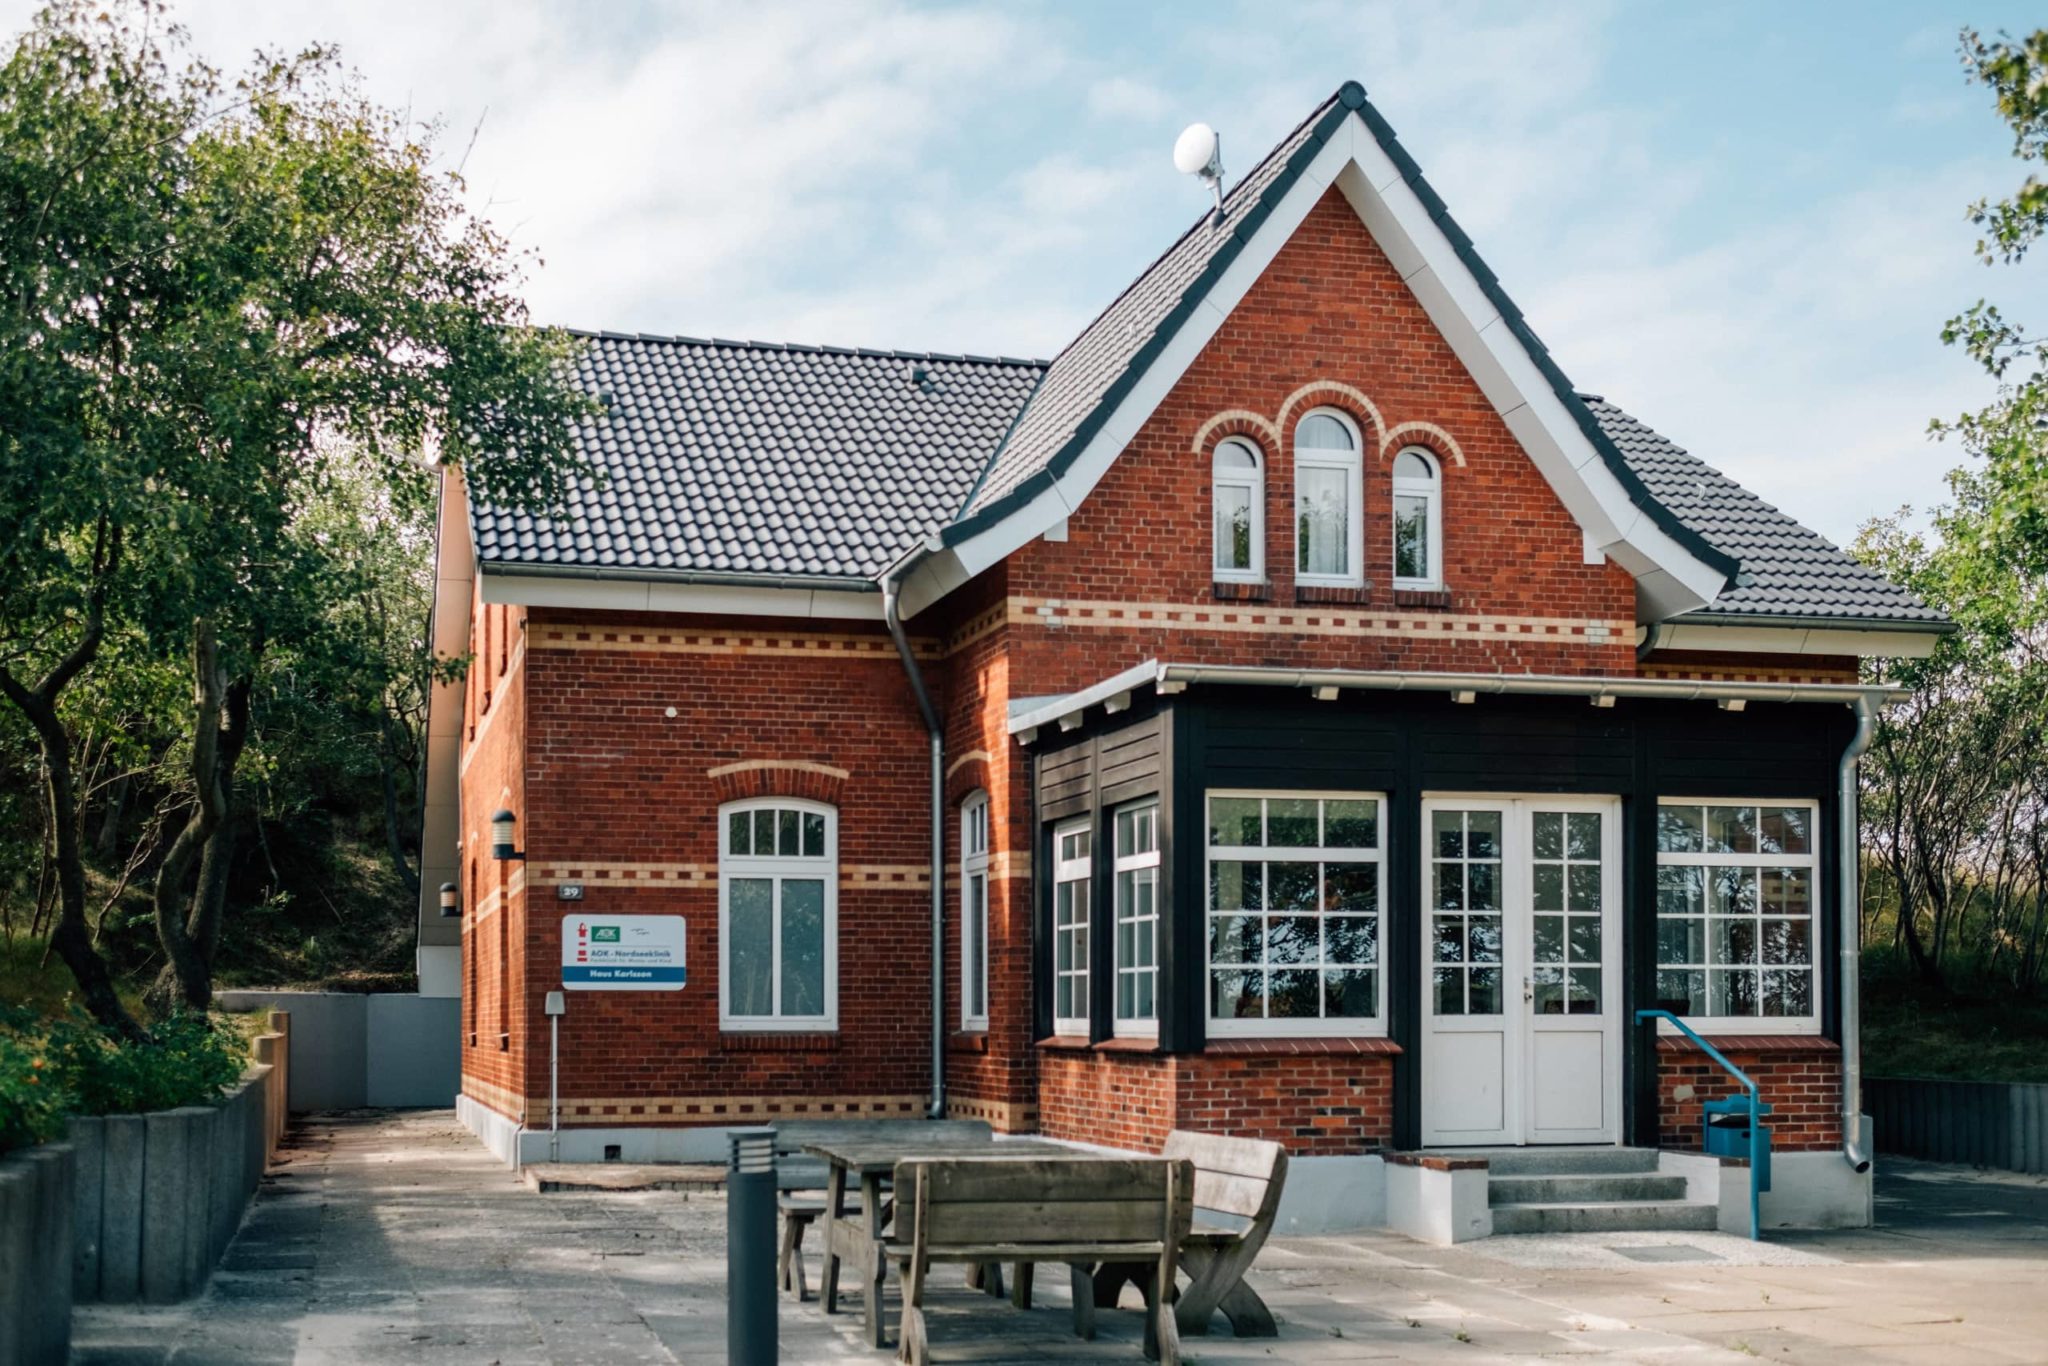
[1421,795,1622,1146]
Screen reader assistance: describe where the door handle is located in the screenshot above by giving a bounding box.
[1523,975,1533,1004]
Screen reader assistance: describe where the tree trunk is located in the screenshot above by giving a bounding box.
[96,772,130,860]
[0,637,144,1040]
[153,623,230,1012]
[381,709,421,903]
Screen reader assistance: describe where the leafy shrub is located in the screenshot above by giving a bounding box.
[0,1030,72,1154]
[0,1007,247,1151]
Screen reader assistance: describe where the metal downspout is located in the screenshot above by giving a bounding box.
[1839,694,1876,1172]
[881,571,946,1120]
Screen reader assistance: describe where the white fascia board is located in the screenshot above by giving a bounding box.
[477,569,884,621]
[940,129,1358,601]
[895,546,971,621]
[418,466,473,946]
[1657,621,1941,659]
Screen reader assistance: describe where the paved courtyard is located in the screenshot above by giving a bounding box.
[69,1110,2048,1364]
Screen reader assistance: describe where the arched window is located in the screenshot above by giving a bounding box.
[720,798,838,1029]
[1295,410,1362,586]
[960,791,990,1030]
[1392,447,1442,588]
[1212,438,1264,582]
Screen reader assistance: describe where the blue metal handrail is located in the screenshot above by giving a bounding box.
[1637,1009,1763,1240]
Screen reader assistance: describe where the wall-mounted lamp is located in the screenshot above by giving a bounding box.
[491,808,525,861]
[1718,698,1748,713]
[439,882,461,918]
[1450,689,1477,706]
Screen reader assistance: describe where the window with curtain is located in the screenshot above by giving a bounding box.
[1391,447,1441,587]
[1213,438,1264,581]
[1295,411,1362,586]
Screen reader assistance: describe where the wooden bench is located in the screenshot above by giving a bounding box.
[770,1118,991,1300]
[887,1156,1195,1366]
[1095,1129,1289,1337]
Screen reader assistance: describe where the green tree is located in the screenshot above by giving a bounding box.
[0,1,598,1025]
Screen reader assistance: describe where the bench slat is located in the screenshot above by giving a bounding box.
[1191,1170,1271,1220]
[912,1157,1170,1204]
[1164,1130,1285,1181]
[924,1198,1167,1245]
[886,1240,1167,1262]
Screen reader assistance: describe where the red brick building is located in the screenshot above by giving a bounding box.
[420,84,1946,1233]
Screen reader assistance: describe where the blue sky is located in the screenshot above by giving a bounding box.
[8,0,2045,543]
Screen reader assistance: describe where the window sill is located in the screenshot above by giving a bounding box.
[1037,1034,1096,1053]
[1655,1032,1834,1054]
[1391,587,1452,609]
[1294,583,1372,605]
[1035,1034,1164,1055]
[719,1031,842,1052]
[1211,579,1270,602]
[948,1031,990,1055]
[1204,1036,1402,1056]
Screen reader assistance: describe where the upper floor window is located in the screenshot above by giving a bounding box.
[1212,438,1264,582]
[1392,448,1442,588]
[721,799,837,1030]
[961,792,990,1030]
[1295,410,1363,586]
[1654,801,1818,1033]
[1113,801,1161,1036]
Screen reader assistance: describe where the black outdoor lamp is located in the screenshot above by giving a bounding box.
[438,882,460,918]
[491,808,525,861]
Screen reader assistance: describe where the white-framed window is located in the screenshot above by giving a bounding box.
[1212,438,1264,582]
[961,791,990,1030]
[1206,791,1386,1035]
[1654,800,1820,1033]
[1113,802,1161,1035]
[720,799,837,1031]
[1294,409,1363,587]
[1052,820,1093,1037]
[1391,447,1442,588]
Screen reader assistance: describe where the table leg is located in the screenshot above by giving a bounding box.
[861,1171,889,1349]
[820,1164,846,1314]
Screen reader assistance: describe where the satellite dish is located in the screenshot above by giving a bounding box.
[1173,122,1225,226]
[1173,122,1221,178]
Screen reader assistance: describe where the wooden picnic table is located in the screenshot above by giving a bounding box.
[804,1132,1077,1349]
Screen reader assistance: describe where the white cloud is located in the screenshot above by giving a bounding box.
[1087,75,1169,121]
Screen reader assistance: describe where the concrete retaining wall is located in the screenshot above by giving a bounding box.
[219,990,456,1109]
[0,1012,292,1364]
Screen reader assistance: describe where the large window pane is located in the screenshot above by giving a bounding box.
[1297,467,1350,576]
[1394,493,1429,579]
[728,878,774,1017]
[1215,484,1253,572]
[780,880,826,1017]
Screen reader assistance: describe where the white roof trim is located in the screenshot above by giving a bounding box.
[1653,621,1943,660]
[939,110,1729,621]
[477,569,884,621]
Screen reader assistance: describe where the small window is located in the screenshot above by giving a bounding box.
[1113,802,1161,1035]
[1053,821,1093,1036]
[1212,439,1264,582]
[1392,447,1442,587]
[1295,410,1363,586]
[721,799,837,1030]
[1207,791,1386,1035]
[1653,800,1819,1032]
[961,792,990,1030]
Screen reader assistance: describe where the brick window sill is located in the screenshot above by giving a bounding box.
[1035,1035,1163,1054]
[1204,1037,1403,1056]
[719,1031,842,1053]
[1655,1034,1836,1055]
[948,1031,990,1055]
[1211,580,1270,602]
[1391,587,1454,609]
[1294,583,1373,605]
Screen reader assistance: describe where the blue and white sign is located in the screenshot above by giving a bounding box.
[562,914,686,990]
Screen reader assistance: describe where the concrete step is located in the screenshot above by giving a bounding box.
[1488,1173,1691,1206]
[1480,1147,1661,1177]
[1489,1199,1720,1236]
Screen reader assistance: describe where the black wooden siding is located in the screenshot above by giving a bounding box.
[1029,687,1853,1149]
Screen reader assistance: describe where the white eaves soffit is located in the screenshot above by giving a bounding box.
[904,110,1731,624]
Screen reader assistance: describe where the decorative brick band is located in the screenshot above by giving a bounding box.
[470,866,525,924]
[1188,408,1283,456]
[462,1074,526,1121]
[549,1093,926,1127]
[529,622,939,661]
[1007,595,1631,643]
[944,1095,1039,1131]
[707,761,848,805]
[1641,665,1858,685]
[943,599,1009,658]
[460,637,527,778]
[529,861,933,892]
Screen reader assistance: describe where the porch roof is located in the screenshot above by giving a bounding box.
[1007,660,1908,740]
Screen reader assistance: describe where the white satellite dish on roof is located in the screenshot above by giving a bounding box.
[1172,122,1226,226]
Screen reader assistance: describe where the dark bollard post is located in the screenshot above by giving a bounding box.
[728,1126,778,1365]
